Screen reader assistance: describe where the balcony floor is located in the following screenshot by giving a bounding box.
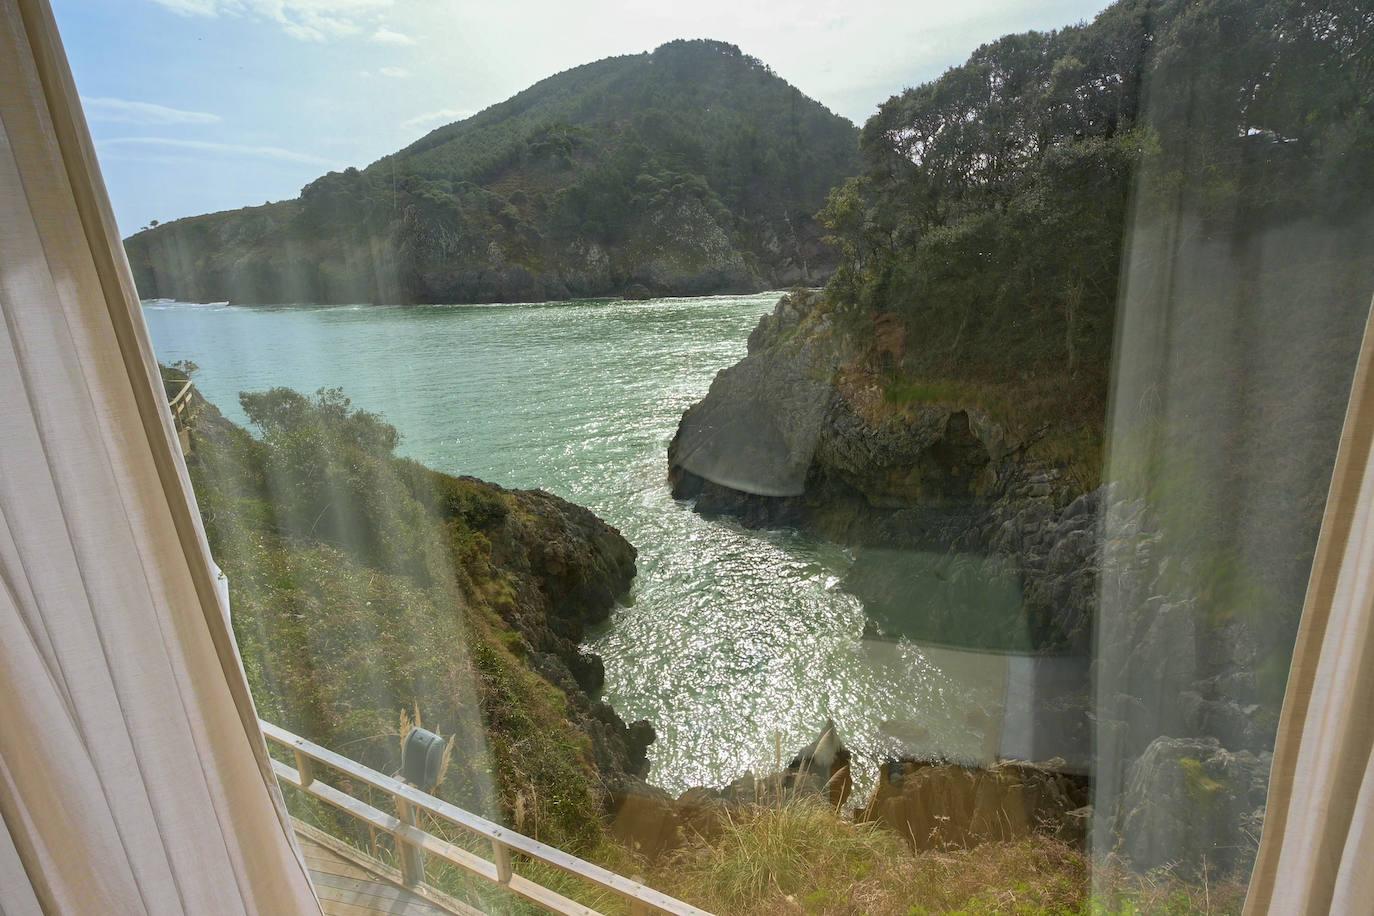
[294,822,481,916]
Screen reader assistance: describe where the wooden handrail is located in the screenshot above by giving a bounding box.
[168,378,193,412]
[166,379,195,456]
[261,720,712,916]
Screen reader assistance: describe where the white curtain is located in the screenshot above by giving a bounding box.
[0,1,322,912]
[1245,306,1374,913]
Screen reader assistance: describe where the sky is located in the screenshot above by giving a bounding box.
[52,0,1112,236]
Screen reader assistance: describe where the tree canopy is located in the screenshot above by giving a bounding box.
[818,0,1373,386]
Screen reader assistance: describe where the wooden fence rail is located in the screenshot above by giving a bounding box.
[167,377,193,413]
[261,720,713,916]
[166,378,194,455]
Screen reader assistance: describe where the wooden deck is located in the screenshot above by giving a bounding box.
[295,823,483,916]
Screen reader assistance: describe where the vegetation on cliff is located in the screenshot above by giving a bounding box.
[169,366,643,854]
[815,0,1373,480]
[126,40,859,304]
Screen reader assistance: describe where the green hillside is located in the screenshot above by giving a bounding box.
[815,0,1373,476]
[125,39,860,304]
[166,367,649,855]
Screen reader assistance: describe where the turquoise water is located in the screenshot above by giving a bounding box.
[144,295,999,795]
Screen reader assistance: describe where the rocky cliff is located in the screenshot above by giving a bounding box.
[668,290,1100,653]
[666,288,1333,877]
[176,378,651,850]
[669,290,1020,543]
[472,480,654,793]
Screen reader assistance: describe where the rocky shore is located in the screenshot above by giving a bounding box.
[665,292,1278,876]
[611,721,1091,860]
[668,290,1099,653]
[176,379,656,844]
[478,481,656,795]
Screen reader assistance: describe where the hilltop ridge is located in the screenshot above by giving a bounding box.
[124,39,860,304]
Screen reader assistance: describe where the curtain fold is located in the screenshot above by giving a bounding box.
[0,1,322,912]
[1245,303,1374,913]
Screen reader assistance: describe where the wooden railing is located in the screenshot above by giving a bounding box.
[261,720,713,916]
[167,377,194,414]
[166,378,194,455]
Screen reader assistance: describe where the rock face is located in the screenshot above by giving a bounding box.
[863,758,1091,851]
[1115,736,1270,875]
[1090,483,1280,878]
[788,719,854,809]
[669,349,836,504]
[669,292,1020,545]
[668,291,1015,543]
[669,291,1101,653]
[483,484,655,792]
[669,291,846,516]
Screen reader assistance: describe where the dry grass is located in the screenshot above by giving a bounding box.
[564,798,1248,916]
[293,787,1246,916]
[668,799,905,913]
[658,800,1088,916]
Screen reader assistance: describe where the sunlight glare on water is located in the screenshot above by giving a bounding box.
[144,294,995,796]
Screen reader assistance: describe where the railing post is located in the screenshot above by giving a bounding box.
[395,796,425,886]
[492,839,512,884]
[293,749,314,788]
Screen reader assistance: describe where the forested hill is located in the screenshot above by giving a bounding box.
[818,0,1372,417]
[124,39,860,304]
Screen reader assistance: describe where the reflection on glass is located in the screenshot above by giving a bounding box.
[79,0,1374,910]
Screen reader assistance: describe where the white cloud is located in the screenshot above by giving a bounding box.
[371,26,416,45]
[98,136,341,167]
[82,96,221,125]
[147,0,220,13]
[401,108,474,130]
[378,66,410,78]
[146,0,396,42]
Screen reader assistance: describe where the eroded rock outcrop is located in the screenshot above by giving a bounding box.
[669,292,1017,541]
[863,757,1091,851]
[475,482,656,794]
[612,721,1091,862]
[669,293,1029,542]
[1114,736,1270,874]
[669,291,1102,653]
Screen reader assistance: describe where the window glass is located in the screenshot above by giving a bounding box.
[59,0,1373,911]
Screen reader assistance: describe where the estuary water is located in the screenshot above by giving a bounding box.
[144,294,1007,796]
